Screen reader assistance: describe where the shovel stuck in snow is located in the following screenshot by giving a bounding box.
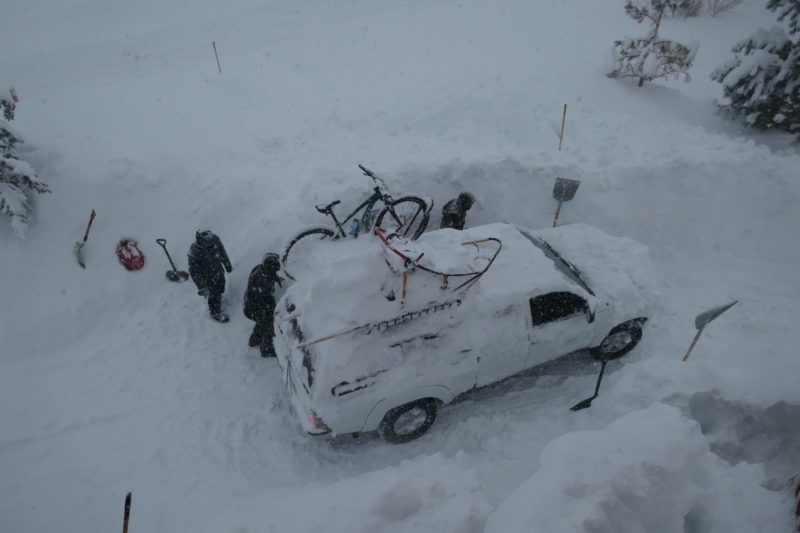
[552,177,580,227]
[73,209,96,268]
[155,238,190,282]
[682,300,738,361]
[570,357,608,412]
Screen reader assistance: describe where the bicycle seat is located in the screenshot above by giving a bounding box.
[315,200,341,214]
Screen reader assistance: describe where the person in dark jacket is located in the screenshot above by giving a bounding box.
[188,229,233,322]
[243,252,283,357]
[440,192,475,230]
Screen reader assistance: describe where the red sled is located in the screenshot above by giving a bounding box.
[116,238,146,271]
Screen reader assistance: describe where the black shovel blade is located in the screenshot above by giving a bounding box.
[553,177,581,202]
[166,270,190,282]
[570,395,596,411]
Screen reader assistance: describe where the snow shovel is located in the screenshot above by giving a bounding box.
[73,209,96,268]
[570,358,608,411]
[155,238,189,282]
[552,177,580,227]
[682,300,738,361]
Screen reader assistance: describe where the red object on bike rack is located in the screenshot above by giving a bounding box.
[374,227,426,267]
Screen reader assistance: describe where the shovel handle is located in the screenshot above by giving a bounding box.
[681,328,704,362]
[155,238,179,271]
[82,209,96,242]
[553,199,564,227]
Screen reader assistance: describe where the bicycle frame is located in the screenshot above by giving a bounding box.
[320,186,394,238]
[283,166,430,281]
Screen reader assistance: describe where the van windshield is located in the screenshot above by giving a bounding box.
[517,229,595,296]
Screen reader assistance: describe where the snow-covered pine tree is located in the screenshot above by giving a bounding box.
[1,89,50,238]
[669,0,744,18]
[607,0,699,87]
[711,0,800,137]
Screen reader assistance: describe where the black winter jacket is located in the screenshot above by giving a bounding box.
[188,234,232,293]
[243,264,280,322]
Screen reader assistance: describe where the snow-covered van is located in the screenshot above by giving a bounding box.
[274,222,658,443]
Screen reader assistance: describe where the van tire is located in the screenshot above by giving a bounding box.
[380,399,438,443]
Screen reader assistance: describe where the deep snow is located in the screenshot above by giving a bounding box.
[2,1,800,532]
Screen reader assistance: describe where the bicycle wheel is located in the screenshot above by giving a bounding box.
[281,227,336,281]
[375,196,429,240]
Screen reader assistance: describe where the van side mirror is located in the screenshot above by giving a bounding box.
[585,306,595,324]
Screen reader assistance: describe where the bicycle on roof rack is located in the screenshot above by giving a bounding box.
[281,164,432,281]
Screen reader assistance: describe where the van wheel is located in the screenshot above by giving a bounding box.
[591,320,644,361]
[380,399,437,444]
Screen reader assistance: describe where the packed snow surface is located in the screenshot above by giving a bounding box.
[2,1,800,532]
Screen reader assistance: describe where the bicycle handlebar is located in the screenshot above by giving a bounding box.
[358,164,373,177]
[358,163,390,195]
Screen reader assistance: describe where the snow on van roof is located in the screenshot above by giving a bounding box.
[527,223,660,313]
[283,222,578,341]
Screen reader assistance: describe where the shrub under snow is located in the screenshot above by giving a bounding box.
[608,0,699,87]
[0,89,50,238]
[711,0,800,137]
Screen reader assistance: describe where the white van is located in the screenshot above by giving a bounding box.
[274,222,658,443]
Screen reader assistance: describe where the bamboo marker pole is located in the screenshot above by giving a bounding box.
[296,324,371,350]
[558,103,567,151]
[212,41,222,73]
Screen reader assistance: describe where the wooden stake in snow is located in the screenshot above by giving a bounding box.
[212,41,222,73]
[122,492,132,533]
[558,103,567,151]
[681,300,738,361]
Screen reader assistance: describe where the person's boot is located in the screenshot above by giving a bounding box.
[249,331,261,347]
[260,340,276,358]
[211,311,229,323]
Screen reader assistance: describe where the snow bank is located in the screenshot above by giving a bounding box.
[210,451,493,533]
[485,403,788,533]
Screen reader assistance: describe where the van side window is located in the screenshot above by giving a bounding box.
[529,292,588,326]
